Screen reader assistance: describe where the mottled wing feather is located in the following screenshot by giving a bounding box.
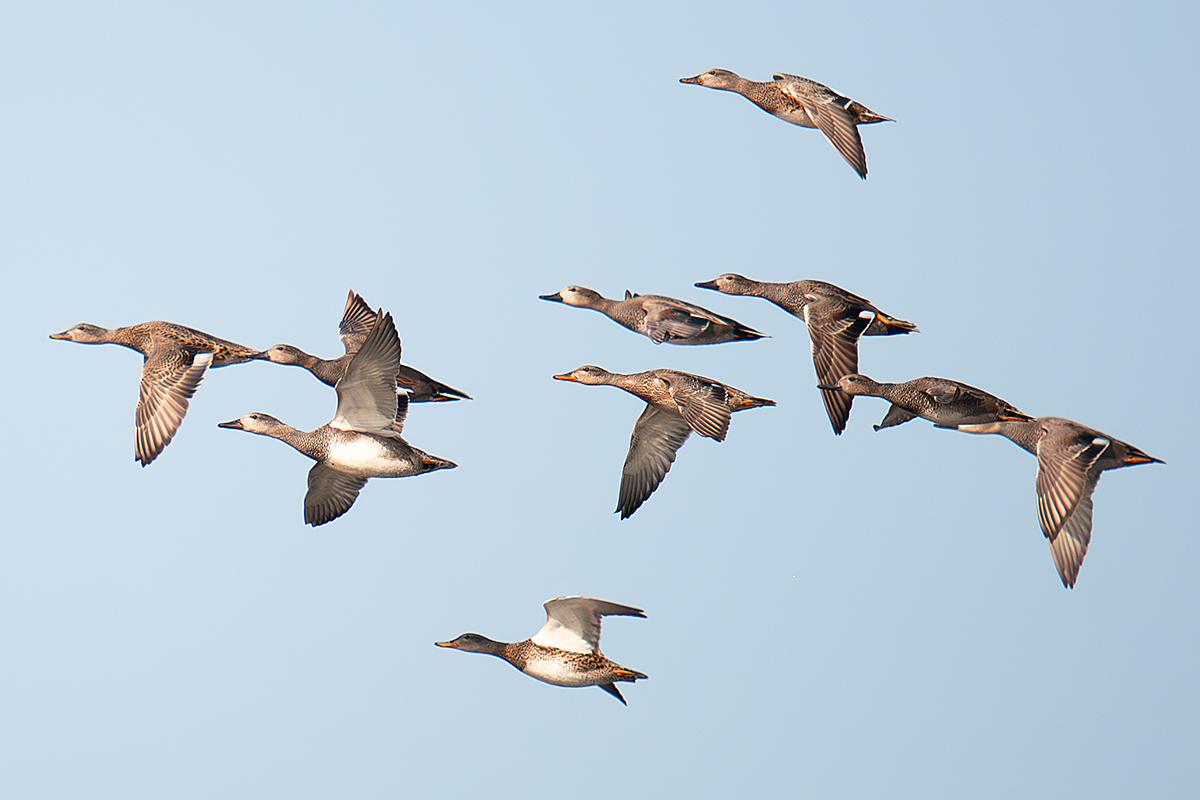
[532,596,646,653]
[338,291,378,356]
[643,304,710,344]
[304,463,369,526]
[617,405,692,519]
[667,380,731,441]
[134,350,213,466]
[331,311,402,435]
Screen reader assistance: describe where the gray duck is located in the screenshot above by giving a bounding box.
[823,374,1032,432]
[218,310,455,525]
[695,273,916,434]
[539,285,766,345]
[992,417,1163,588]
[264,290,470,402]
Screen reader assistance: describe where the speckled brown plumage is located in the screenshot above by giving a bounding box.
[437,597,647,704]
[680,68,893,178]
[50,320,266,466]
[553,366,775,518]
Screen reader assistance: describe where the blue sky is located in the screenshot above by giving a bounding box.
[3,1,1197,797]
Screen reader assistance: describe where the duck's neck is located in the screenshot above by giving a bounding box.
[302,354,349,387]
[110,324,152,353]
[750,281,791,303]
[260,424,330,461]
[994,419,1040,455]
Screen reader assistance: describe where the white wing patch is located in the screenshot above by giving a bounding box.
[530,617,591,654]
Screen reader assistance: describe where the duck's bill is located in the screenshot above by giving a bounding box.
[434,640,458,649]
[538,292,564,303]
[815,383,840,391]
[693,279,719,290]
[216,419,245,430]
[679,74,703,84]
[552,373,578,382]
[49,330,73,340]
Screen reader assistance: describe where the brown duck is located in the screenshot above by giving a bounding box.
[50,320,266,465]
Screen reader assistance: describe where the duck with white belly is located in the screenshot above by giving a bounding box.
[218,309,455,525]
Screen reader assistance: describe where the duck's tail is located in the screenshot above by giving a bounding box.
[731,393,776,411]
[864,310,919,336]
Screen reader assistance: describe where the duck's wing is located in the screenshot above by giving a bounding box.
[666,377,731,441]
[775,74,867,178]
[1047,479,1096,588]
[617,404,692,519]
[597,682,628,705]
[641,300,714,344]
[330,311,402,436]
[532,596,646,653]
[1035,428,1108,539]
[921,379,967,406]
[338,290,379,356]
[134,350,214,466]
[304,462,369,526]
[805,299,874,434]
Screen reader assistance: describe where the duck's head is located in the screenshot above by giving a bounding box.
[817,374,877,395]
[679,68,743,90]
[539,286,604,308]
[695,273,757,296]
[262,343,308,365]
[553,365,613,385]
[49,323,111,344]
[217,412,287,435]
[435,633,505,656]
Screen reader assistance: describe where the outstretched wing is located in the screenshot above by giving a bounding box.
[304,462,369,526]
[617,405,692,519]
[666,378,731,441]
[135,350,214,466]
[338,291,379,356]
[331,311,402,436]
[531,596,646,653]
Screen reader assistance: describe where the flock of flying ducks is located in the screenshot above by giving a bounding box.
[48,68,1164,704]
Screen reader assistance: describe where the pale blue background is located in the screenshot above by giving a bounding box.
[3,1,1197,797]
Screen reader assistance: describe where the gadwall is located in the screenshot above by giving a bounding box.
[539,286,766,345]
[436,596,647,705]
[680,68,893,178]
[50,320,266,466]
[993,417,1163,588]
[553,366,775,518]
[822,374,1032,432]
[695,274,916,434]
[218,311,455,525]
[264,290,470,403]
